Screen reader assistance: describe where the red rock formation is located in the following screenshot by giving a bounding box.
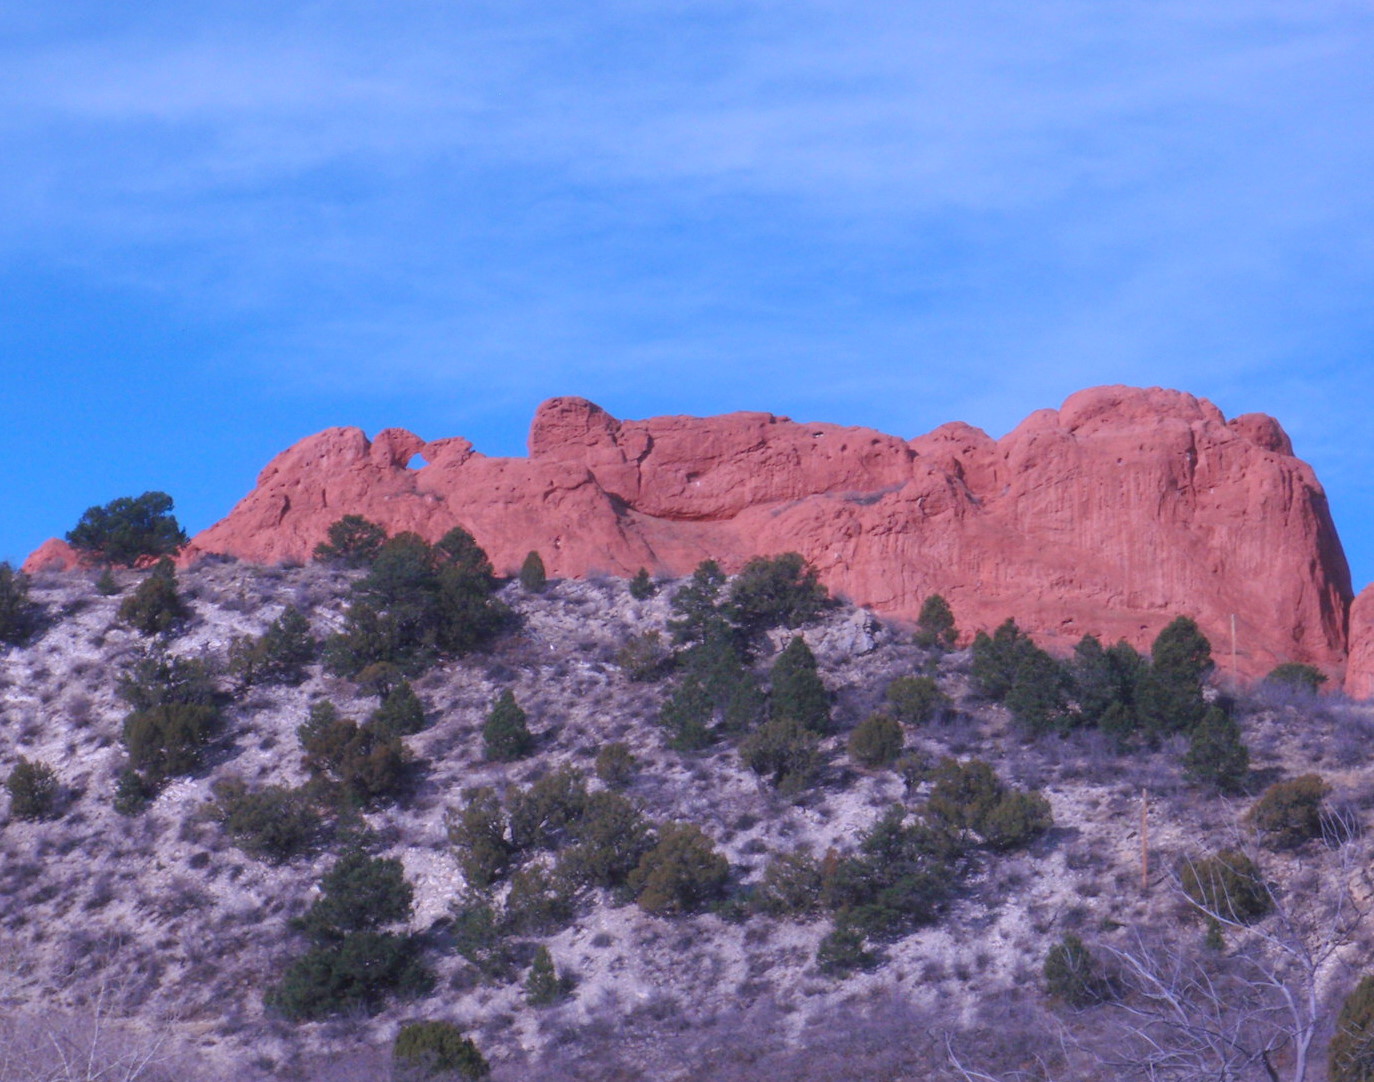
[21,537,87,575]
[30,385,1360,689]
[1348,586,1374,700]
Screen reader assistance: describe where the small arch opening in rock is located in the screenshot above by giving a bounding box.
[407,453,428,470]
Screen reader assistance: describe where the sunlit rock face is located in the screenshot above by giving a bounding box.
[67,385,1357,688]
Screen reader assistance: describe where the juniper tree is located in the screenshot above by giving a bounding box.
[483,690,534,761]
[66,491,187,566]
[914,593,957,651]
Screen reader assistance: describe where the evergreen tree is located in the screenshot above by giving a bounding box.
[657,674,716,752]
[393,1021,490,1080]
[66,491,187,567]
[117,559,189,636]
[1044,934,1107,1006]
[725,552,828,636]
[446,787,513,889]
[885,675,951,725]
[524,945,572,1006]
[313,515,388,568]
[1183,706,1249,793]
[628,567,656,600]
[1005,646,1071,735]
[848,714,904,769]
[1138,616,1212,736]
[369,679,427,738]
[519,550,547,592]
[5,757,59,820]
[629,822,729,915]
[770,636,830,735]
[970,619,1036,700]
[0,563,40,646]
[913,594,958,651]
[667,560,730,647]
[483,690,534,761]
[740,716,821,794]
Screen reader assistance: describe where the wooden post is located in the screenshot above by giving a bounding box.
[1140,789,1149,895]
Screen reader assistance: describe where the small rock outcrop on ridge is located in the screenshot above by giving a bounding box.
[25,384,1362,691]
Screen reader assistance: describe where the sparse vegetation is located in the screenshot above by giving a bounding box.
[0,557,1369,1081]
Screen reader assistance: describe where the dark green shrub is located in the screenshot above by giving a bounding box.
[1070,635,1146,738]
[446,788,513,889]
[1183,706,1249,793]
[94,568,121,596]
[970,619,1037,700]
[848,714,903,769]
[212,778,322,862]
[298,702,410,806]
[614,630,673,682]
[369,680,427,738]
[117,650,219,711]
[816,919,879,977]
[448,893,518,981]
[667,560,731,647]
[1247,774,1328,849]
[913,594,957,651]
[393,1021,490,1080]
[657,674,715,752]
[557,790,653,890]
[228,606,316,687]
[0,563,40,646]
[519,550,547,592]
[628,567,656,600]
[504,864,575,935]
[113,767,156,815]
[1331,975,1374,1082]
[725,552,828,636]
[753,847,824,918]
[980,790,1053,852]
[117,559,189,636]
[740,716,821,794]
[926,758,1004,833]
[1044,934,1107,1006]
[885,675,950,725]
[267,930,432,1021]
[296,849,414,941]
[66,491,187,566]
[1264,662,1328,694]
[629,822,729,915]
[679,629,764,735]
[122,702,219,784]
[1137,616,1212,736]
[926,758,1050,851]
[1179,849,1271,924]
[1005,646,1071,735]
[313,515,388,568]
[822,807,956,938]
[509,766,589,852]
[769,636,830,735]
[594,742,637,788]
[324,528,504,675]
[482,690,533,762]
[524,945,573,1007]
[5,757,59,820]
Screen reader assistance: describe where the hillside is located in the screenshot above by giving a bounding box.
[1,554,1373,1081]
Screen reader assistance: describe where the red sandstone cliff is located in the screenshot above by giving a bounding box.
[26,385,1363,692]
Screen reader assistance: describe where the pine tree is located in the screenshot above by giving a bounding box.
[628,567,656,600]
[1138,616,1212,736]
[1183,705,1249,793]
[524,945,572,1006]
[519,550,547,592]
[482,690,533,761]
[913,594,957,650]
[770,636,830,735]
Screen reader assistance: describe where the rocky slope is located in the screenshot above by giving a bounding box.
[24,385,1365,693]
[2,562,1373,1081]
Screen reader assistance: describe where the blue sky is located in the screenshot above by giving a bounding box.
[2,1,1372,591]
